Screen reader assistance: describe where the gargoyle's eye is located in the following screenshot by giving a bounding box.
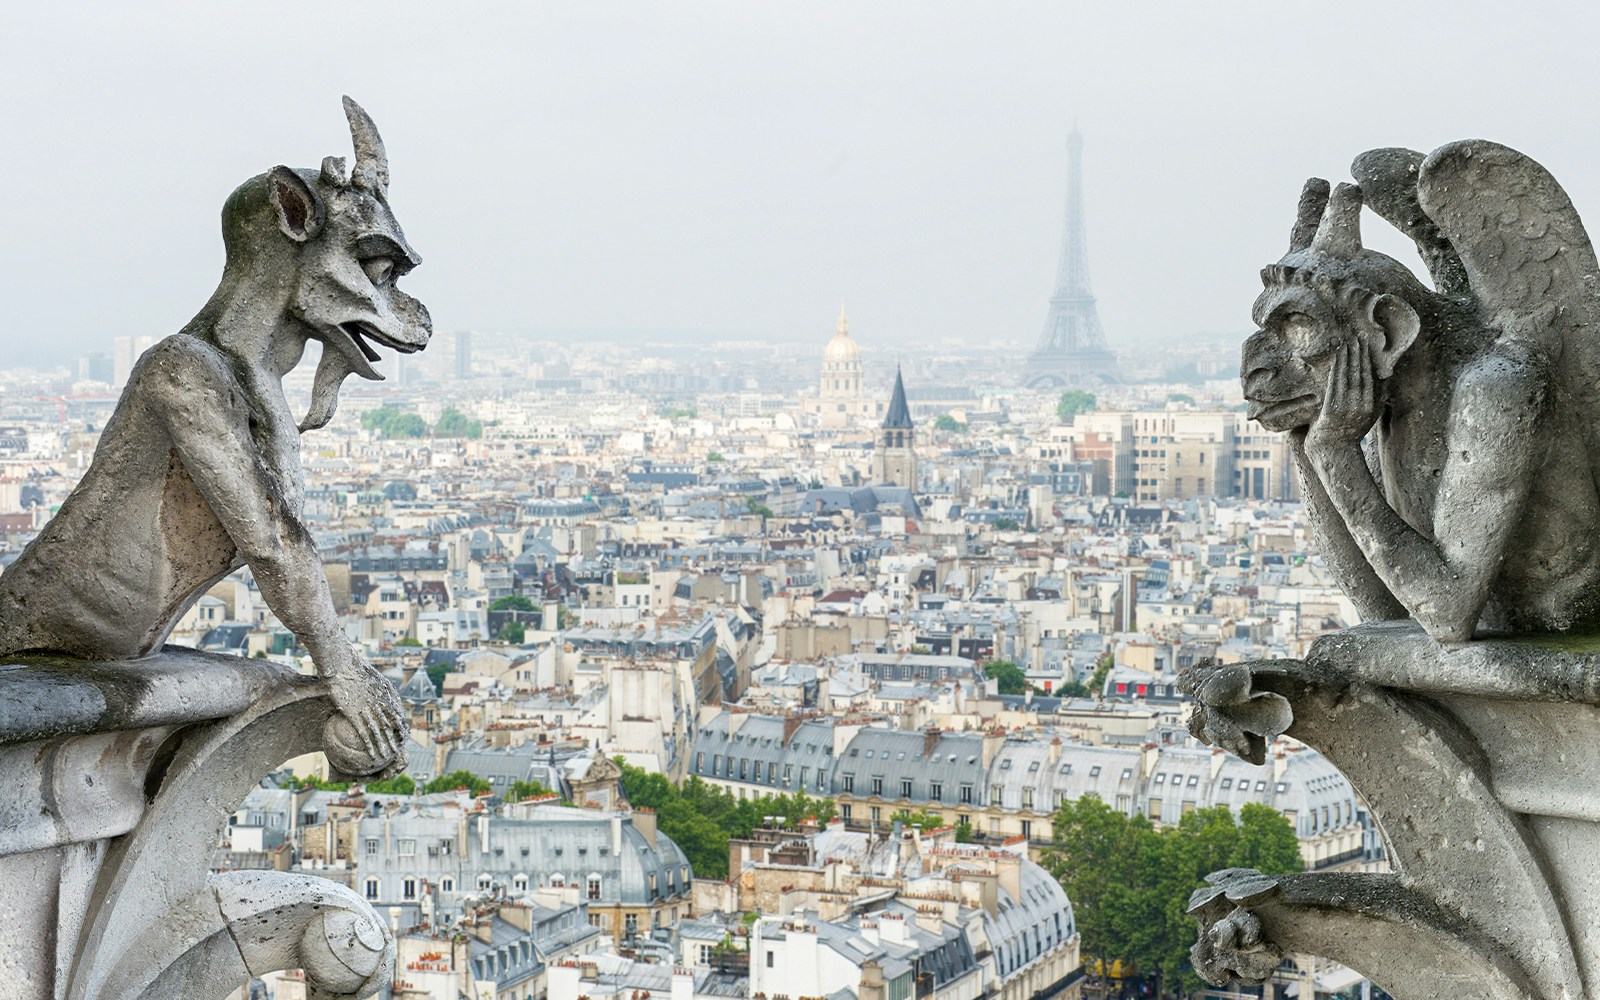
[361,257,394,285]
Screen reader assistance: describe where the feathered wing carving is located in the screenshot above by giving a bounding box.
[1418,140,1600,352]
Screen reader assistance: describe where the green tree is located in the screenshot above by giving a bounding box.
[954,819,976,843]
[365,774,416,795]
[1167,392,1196,406]
[284,775,350,791]
[992,517,1021,531]
[934,414,967,433]
[507,779,555,802]
[490,594,536,612]
[745,497,775,518]
[424,663,450,697]
[361,405,427,438]
[982,659,1029,695]
[1232,801,1305,875]
[395,635,421,647]
[423,770,493,796]
[433,407,483,439]
[706,451,726,464]
[1055,679,1090,698]
[1088,652,1115,697]
[498,620,526,644]
[1056,390,1097,422]
[890,808,946,830]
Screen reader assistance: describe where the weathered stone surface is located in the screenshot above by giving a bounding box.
[0,96,424,776]
[1241,142,1600,642]
[1182,623,1600,997]
[0,96,425,1000]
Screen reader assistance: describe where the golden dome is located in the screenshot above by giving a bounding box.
[824,306,861,363]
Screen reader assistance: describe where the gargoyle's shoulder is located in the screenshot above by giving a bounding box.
[130,335,243,401]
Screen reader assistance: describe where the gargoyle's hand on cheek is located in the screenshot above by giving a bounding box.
[1309,339,1378,447]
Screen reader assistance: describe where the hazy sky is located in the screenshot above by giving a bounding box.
[5,2,1600,369]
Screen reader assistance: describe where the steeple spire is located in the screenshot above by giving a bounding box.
[837,304,849,336]
[883,366,913,429]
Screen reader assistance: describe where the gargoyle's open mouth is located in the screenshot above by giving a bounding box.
[324,321,425,381]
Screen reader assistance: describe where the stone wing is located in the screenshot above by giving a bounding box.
[1418,140,1600,354]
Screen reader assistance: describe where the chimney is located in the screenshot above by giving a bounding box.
[923,727,941,759]
[633,807,658,848]
[996,854,1023,903]
[878,912,909,945]
[1047,736,1062,764]
[782,713,805,747]
[672,967,694,1000]
[550,962,583,1000]
[859,961,887,1000]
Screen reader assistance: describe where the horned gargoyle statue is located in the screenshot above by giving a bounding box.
[0,96,427,776]
[1177,143,1600,999]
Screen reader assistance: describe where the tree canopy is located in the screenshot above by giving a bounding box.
[361,405,427,438]
[1056,390,1097,422]
[1044,796,1304,993]
[490,594,536,612]
[433,407,483,439]
[982,659,1029,695]
[423,770,493,796]
[934,414,967,433]
[616,760,835,879]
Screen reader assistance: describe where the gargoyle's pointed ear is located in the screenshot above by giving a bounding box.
[267,165,325,243]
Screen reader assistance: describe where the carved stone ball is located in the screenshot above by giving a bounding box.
[299,908,390,997]
[323,712,389,777]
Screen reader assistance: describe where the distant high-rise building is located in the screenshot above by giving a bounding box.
[454,330,472,380]
[112,335,155,389]
[1024,127,1119,388]
[875,367,917,487]
[77,352,114,385]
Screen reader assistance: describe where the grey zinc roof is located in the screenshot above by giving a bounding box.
[690,712,837,796]
[833,728,987,805]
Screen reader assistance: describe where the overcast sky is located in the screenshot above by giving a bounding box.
[5,2,1600,368]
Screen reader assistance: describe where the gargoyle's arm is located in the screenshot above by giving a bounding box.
[1289,431,1407,623]
[1304,345,1545,641]
[140,339,355,677]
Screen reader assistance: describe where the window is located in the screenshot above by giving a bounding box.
[1021,820,1032,840]
[901,778,913,798]
[1148,798,1162,820]
[739,759,747,780]
[712,755,721,776]
[800,766,809,786]
[1256,781,1268,792]
[441,877,455,893]
[841,804,853,821]
[1275,782,1289,793]
[931,782,943,801]
[1028,761,1041,772]
[365,838,379,855]
[1000,759,1012,770]
[403,878,416,900]
[843,774,855,793]
[1089,766,1101,777]
[587,876,602,900]
[699,944,714,965]
[783,764,792,783]
[364,879,379,900]
[625,914,637,936]
[697,752,704,771]
[398,838,415,856]
[1187,776,1199,787]
[478,874,492,890]
[1155,773,1166,785]
[514,874,529,892]
[439,838,452,856]
[960,784,973,803]
[870,806,881,823]
[991,783,1004,803]
[766,951,775,969]
[871,776,883,796]
[1121,768,1132,780]
[1021,787,1034,809]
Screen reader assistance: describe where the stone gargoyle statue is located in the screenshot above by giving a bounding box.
[1181,143,1600,999]
[0,95,426,777]
[0,98,427,1000]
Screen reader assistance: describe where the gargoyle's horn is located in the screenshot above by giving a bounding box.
[1311,182,1364,258]
[1290,178,1331,252]
[342,96,389,197]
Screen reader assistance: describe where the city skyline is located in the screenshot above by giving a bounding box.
[7,4,1600,368]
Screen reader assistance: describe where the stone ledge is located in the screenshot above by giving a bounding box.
[0,646,301,746]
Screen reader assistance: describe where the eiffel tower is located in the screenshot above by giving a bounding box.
[1024,127,1119,387]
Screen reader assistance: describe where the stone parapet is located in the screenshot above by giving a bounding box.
[1182,621,1600,999]
[0,648,392,1000]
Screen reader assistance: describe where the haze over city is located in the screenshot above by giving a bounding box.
[6,2,1600,368]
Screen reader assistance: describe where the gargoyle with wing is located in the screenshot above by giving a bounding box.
[1241,142,1600,641]
[0,98,426,774]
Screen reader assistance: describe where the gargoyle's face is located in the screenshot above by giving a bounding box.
[1240,282,1343,431]
[289,178,431,381]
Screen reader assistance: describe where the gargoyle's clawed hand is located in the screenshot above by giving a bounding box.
[324,656,408,778]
